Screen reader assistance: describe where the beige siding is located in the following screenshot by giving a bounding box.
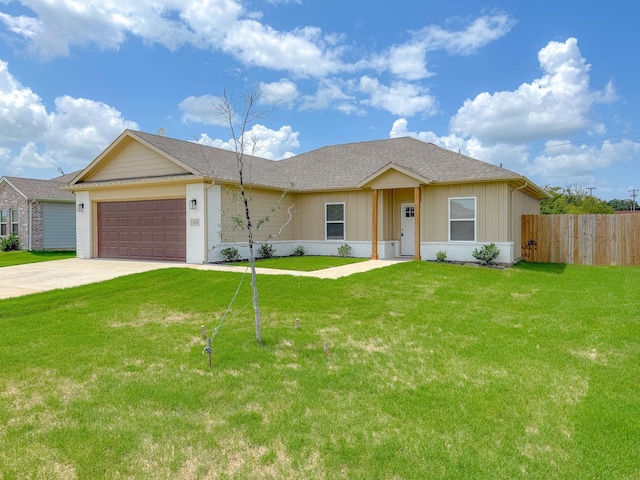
[220,186,295,243]
[380,189,394,240]
[423,183,511,242]
[88,141,189,182]
[368,169,421,190]
[293,190,371,241]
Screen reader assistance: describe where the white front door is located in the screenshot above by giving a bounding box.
[400,203,415,256]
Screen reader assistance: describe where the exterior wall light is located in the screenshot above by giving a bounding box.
[77,203,84,213]
[190,199,197,210]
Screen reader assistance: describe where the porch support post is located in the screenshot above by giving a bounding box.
[413,186,421,260]
[371,189,379,260]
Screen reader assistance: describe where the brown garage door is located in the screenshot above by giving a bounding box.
[98,200,186,261]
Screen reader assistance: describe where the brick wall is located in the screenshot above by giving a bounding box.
[0,184,31,249]
[30,202,44,250]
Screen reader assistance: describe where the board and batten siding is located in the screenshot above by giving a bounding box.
[88,140,190,182]
[422,183,511,242]
[42,202,76,250]
[219,186,296,243]
[293,190,371,241]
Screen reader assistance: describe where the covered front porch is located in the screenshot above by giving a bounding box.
[358,163,429,261]
[369,186,422,261]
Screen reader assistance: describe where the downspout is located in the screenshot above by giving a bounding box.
[28,199,37,251]
[512,181,528,194]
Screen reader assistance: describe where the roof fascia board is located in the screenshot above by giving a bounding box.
[65,175,214,191]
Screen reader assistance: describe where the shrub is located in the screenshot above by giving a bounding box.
[1,234,20,252]
[472,243,500,265]
[435,250,447,263]
[337,244,351,258]
[258,243,275,259]
[220,247,240,262]
[293,245,305,256]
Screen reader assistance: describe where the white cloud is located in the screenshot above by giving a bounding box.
[45,96,139,167]
[359,77,436,117]
[259,79,299,106]
[179,94,228,126]
[11,142,54,170]
[450,38,613,144]
[300,78,357,112]
[383,43,432,81]
[372,14,515,81]
[0,60,138,175]
[528,139,640,180]
[222,21,343,76]
[1,0,345,77]
[421,14,516,55]
[0,60,50,143]
[197,124,300,160]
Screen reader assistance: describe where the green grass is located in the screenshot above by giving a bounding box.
[0,250,76,267]
[233,255,367,271]
[1,261,640,478]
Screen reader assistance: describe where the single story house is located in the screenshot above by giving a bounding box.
[0,173,77,251]
[66,129,548,264]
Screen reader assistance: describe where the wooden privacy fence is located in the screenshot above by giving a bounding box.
[521,214,640,266]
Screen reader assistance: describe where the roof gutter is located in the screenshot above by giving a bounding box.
[512,181,528,193]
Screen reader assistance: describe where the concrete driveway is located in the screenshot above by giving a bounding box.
[0,258,406,299]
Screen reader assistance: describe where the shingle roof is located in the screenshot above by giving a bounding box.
[278,137,522,190]
[132,131,524,190]
[133,131,294,189]
[74,130,546,198]
[2,176,75,201]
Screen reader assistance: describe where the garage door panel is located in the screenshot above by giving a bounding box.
[98,199,186,262]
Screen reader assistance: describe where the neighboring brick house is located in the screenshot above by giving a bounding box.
[0,173,77,251]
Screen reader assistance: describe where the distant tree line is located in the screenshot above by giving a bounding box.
[541,186,638,214]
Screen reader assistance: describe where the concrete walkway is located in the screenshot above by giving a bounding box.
[0,258,407,299]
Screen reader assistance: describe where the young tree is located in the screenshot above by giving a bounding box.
[213,88,276,344]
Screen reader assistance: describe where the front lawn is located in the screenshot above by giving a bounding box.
[234,255,367,271]
[1,262,639,478]
[0,250,76,267]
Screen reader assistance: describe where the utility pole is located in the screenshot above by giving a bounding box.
[630,188,638,212]
[586,187,596,196]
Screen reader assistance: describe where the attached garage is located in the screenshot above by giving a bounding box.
[97,199,186,261]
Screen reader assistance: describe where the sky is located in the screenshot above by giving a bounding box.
[0,0,638,201]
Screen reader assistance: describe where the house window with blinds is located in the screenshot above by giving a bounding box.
[449,197,476,241]
[325,203,345,240]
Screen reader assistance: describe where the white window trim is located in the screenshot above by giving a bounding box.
[10,209,18,235]
[448,196,477,242]
[0,209,7,237]
[325,202,345,241]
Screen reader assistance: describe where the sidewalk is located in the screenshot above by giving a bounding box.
[0,258,407,299]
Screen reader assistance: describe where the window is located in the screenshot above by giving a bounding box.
[0,210,6,236]
[449,197,476,241]
[10,209,18,235]
[405,206,415,218]
[325,203,345,240]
